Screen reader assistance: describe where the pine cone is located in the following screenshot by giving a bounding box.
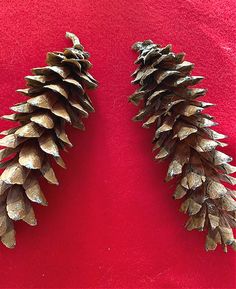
[130,40,236,252]
[0,32,97,248]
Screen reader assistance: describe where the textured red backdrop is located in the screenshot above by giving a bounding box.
[0,0,235,288]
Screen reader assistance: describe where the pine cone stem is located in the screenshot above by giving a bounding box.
[66,32,82,49]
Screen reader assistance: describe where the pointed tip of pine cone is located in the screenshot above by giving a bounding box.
[5,243,16,249]
[132,40,154,51]
[128,97,137,106]
[65,32,84,50]
[1,234,16,249]
[132,116,140,122]
[28,219,38,226]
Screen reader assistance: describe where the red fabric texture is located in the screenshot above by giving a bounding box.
[0,0,235,288]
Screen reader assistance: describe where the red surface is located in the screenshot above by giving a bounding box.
[0,0,235,288]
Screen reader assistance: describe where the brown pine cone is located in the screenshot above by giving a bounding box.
[0,32,97,248]
[130,40,236,252]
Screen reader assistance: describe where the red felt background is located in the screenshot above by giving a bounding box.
[0,0,235,288]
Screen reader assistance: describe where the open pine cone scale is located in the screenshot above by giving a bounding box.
[130,40,236,252]
[0,32,97,248]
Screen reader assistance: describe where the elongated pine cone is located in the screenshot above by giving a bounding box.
[130,40,236,252]
[0,32,97,248]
